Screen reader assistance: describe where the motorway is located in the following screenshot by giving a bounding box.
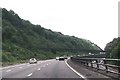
[1,59,83,79]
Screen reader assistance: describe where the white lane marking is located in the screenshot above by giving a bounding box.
[6,70,11,72]
[1,59,54,70]
[27,73,32,77]
[65,60,87,80]
[38,68,40,70]
[19,67,23,69]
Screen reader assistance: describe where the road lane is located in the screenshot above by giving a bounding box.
[28,60,80,78]
[2,60,54,78]
[2,59,82,79]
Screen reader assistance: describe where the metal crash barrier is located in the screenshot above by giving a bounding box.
[71,57,120,75]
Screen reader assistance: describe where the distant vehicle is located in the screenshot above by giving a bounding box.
[59,57,65,61]
[29,58,37,64]
[56,57,59,60]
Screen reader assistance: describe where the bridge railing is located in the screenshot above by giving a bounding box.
[71,57,120,75]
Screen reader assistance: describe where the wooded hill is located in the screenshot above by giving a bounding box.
[2,8,102,64]
[104,37,120,59]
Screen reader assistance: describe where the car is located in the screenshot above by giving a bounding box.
[59,57,65,61]
[29,58,37,64]
[56,57,59,60]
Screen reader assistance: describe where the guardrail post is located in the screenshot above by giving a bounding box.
[104,60,108,73]
[96,60,99,70]
[118,67,120,79]
[90,60,93,68]
[86,60,89,67]
[83,59,86,66]
[117,59,120,79]
[119,67,120,73]
[118,60,120,78]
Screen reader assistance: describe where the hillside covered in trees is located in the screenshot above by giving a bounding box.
[2,8,102,64]
[104,37,120,59]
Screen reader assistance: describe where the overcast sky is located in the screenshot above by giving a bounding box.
[0,0,119,49]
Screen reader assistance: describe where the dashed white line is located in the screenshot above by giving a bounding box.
[27,73,32,77]
[65,60,88,80]
[6,70,11,72]
[38,68,41,70]
[19,67,23,69]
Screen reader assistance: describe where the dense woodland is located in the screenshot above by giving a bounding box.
[104,37,120,59]
[2,8,102,65]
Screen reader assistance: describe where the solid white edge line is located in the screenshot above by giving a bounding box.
[27,73,32,77]
[65,60,88,80]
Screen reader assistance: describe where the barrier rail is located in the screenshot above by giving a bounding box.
[71,57,120,75]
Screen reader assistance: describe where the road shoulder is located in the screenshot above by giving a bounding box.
[66,59,112,80]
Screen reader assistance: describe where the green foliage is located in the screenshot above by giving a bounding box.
[2,8,101,64]
[105,37,120,59]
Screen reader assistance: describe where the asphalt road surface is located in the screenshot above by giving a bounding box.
[1,59,82,79]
